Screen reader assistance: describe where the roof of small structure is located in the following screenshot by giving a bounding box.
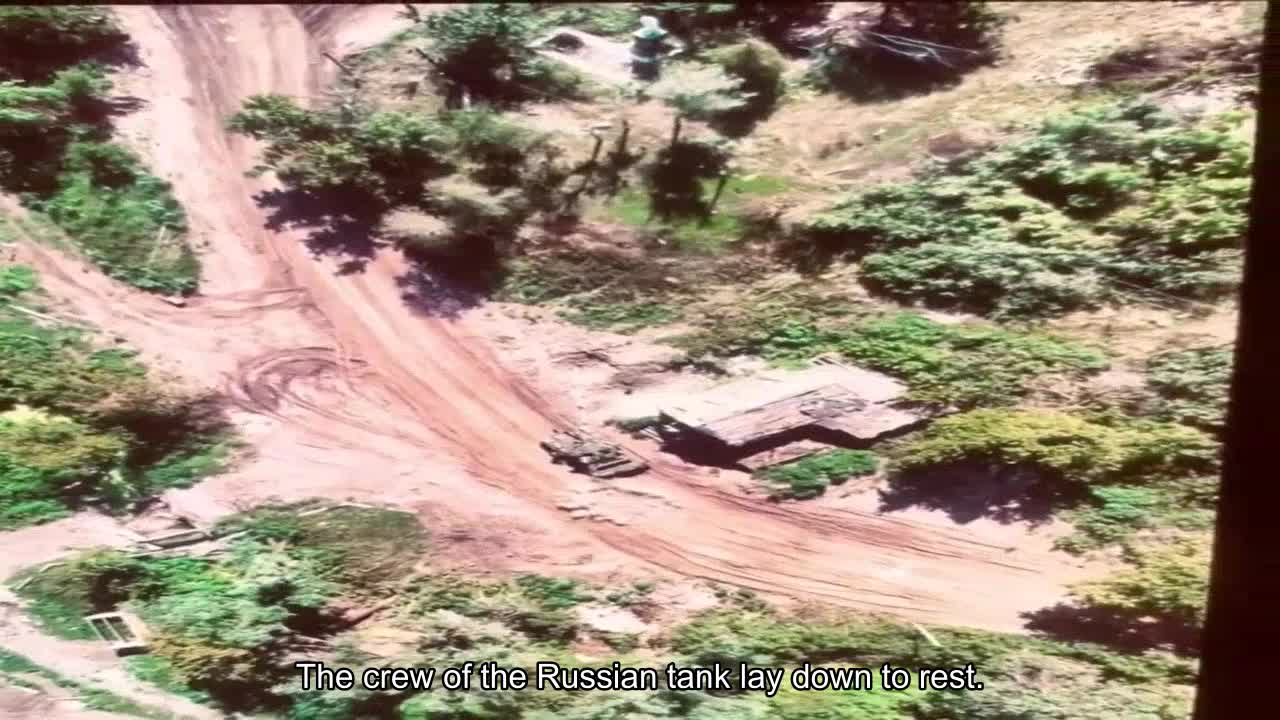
[660,361,927,448]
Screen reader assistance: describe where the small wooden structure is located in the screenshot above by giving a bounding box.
[84,611,148,655]
[656,359,931,469]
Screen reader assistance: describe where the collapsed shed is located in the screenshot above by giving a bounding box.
[654,358,931,470]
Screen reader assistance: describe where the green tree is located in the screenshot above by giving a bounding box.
[706,40,786,136]
[419,4,543,103]
[646,63,750,148]
[0,7,127,82]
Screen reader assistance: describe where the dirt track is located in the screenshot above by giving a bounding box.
[6,4,1093,634]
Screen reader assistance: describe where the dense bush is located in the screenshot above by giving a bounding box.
[229,96,454,203]
[1146,346,1233,434]
[229,98,569,252]
[0,6,128,83]
[416,4,587,104]
[531,3,642,37]
[0,17,199,294]
[758,449,878,499]
[829,314,1108,408]
[810,1,1005,100]
[706,40,787,136]
[860,240,1104,318]
[40,142,196,295]
[894,409,1219,485]
[803,102,1253,316]
[17,519,1200,718]
[0,268,230,528]
[1060,479,1216,553]
[0,409,125,528]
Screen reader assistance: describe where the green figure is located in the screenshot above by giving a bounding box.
[631,16,683,81]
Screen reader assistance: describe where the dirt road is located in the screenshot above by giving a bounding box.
[8,4,1091,635]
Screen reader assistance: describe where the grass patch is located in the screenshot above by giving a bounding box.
[295,506,428,594]
[758,449,878,500]
[515,574,594,609]
[216,504,428,597]
[600,173,789,254]
[39,143,197,295]
[558,298,682,333]
[134,437,236,495]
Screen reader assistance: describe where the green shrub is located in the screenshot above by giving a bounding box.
[0,269,230,527]
[515,574,593,609]
[674,312,1108,408]
[1146,346,1233,434]
[419,4,579,103]
[910,652,1190,720]
[0,7,128,82]
[1100,175,1248,298]
[860,240,1105,318]
[832,314,1109,408]
[706,40,786,135]
[803,102,1252,315]
[894,409,1219,485]
[559,299,682,333]
[40,142,197,295]
[1059,481,1216,553]
[758,449,878,500]
[0,265,36,300]
[0,410,126,529]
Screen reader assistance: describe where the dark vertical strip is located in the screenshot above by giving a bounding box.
[1194,3,1280,718]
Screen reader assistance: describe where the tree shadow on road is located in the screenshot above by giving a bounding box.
[394,263,487,321]
[1022,602,1202,658]
[254,188,388,275]
[877,461,1090,526]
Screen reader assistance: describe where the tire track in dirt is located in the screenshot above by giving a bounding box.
[10,4,1093,634]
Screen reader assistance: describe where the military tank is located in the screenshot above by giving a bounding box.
[541,429,649,478]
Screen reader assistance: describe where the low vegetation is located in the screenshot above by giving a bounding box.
[676,311,1109,410]
[0,8,199,294]
[758,448,877,499]
[0,267,231,529]
[1066,531,1209,654]
[11,505,1199,719]
[1146,345,1233,434]
[803,102,1251,318]
[35,4,1244,712]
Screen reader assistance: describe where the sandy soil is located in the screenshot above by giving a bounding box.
[2,4,1103,648]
